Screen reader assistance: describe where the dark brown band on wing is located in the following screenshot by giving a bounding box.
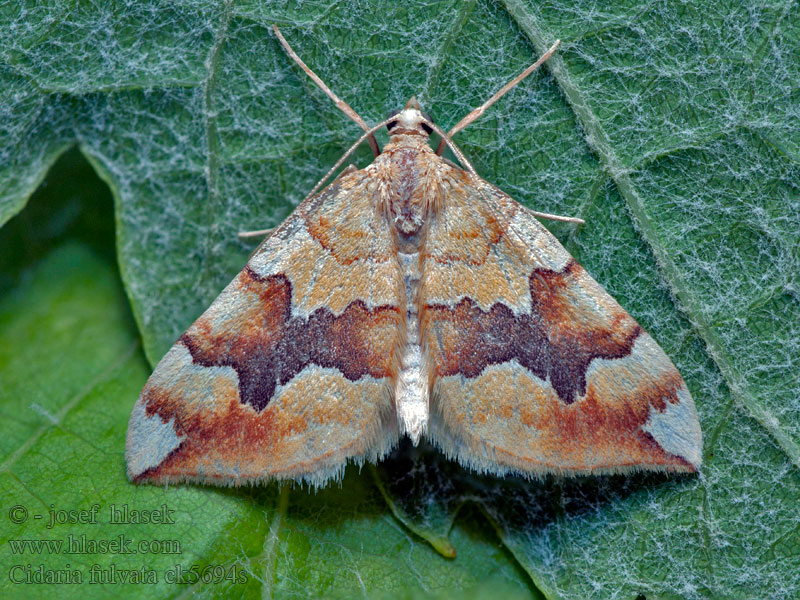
[424,260,642,404]
[180,267,401,412]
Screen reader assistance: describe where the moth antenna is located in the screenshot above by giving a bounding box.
[272,24,381,157]
[426,54,582,227]
[435,39,561,155]
[302,117,396,202]
[435,128,583,225]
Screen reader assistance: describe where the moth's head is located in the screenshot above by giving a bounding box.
[386,97,433,137]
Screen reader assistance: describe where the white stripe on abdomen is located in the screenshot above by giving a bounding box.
[395,250,428,444]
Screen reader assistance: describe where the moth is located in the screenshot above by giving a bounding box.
[126,26,702,487]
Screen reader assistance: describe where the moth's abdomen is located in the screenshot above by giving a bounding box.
[395,250,428,443]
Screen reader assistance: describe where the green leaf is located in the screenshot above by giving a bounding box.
[1,1,798,598]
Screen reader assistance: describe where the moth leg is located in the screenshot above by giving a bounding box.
[335,164,359,179]
[525,208,584,225]
[238,228,275,240]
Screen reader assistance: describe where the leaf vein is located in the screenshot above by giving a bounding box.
[0,340,139,473]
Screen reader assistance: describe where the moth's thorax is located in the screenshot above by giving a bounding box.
[376,133,440,245]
